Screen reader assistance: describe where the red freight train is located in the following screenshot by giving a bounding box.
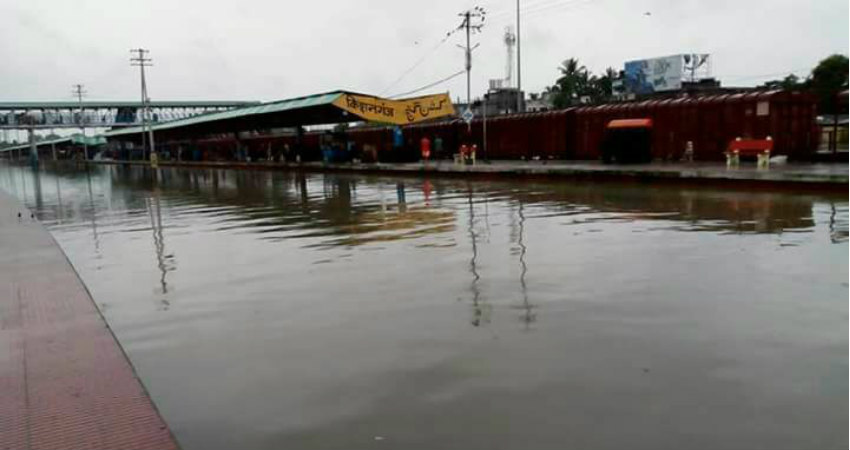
[217,90,819,162]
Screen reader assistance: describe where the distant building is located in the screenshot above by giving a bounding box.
[526,92,554,112]
[482,87,524,115]
[455,86,526,120]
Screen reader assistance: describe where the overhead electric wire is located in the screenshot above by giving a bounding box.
[521,0,596,20]
[389,69,466,99]
[484,0,550,18]
[486,0,591,20]
[723,68,811,83]
[379,23,466,96]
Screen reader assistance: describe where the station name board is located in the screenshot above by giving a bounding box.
[334,93,455,125]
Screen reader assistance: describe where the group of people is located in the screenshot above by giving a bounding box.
[416,134,475,164]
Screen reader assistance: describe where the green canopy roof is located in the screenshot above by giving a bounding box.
[70,134,107,146]
[103,91,347,138]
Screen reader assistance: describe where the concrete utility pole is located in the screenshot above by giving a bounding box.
[457,7,485,109]
[516,0,522,113]
[465,11,471,107]
[51,131,57,161]
[73,84,88,160]
[482,93,488,160]
[130,48,155,161]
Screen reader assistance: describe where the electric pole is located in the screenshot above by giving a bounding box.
[72,83,88,160]
[457,7,485,110]
[516,0,522,113]
[130,48,155,161]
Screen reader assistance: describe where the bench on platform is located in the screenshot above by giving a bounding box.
[726,137,774,167]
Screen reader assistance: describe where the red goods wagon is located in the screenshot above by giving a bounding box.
[434,121,460,159]
[601,118,653,163]
[513,114,528,159]
[497,114,527,159]
[638,100,658,159]
[678,98,700,159]
[251,90,819,163]
[480,116,501,158]
[531,111,557,158]
[766,91,790,154]
[776,90,818,160]
[578,106,596,159]
[590,104,616,158]
[531,112,548,158]
[697,95,726,160]
[485,115,505,158]
[541,110,569,159]
[572,107,591,159]
[723,94,747,141]
[522,112,539,158]
[488,115,508,158]
[742,92,765,139]
[657,99,680,160]
[492,115,514,158]
[558,109,576,159]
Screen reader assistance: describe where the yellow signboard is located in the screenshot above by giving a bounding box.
[333,93,455,125]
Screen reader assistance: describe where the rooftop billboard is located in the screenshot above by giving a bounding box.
[624,54,710,95]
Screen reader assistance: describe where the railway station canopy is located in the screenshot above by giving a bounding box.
[0,134,106,153]
[103,91,455,141]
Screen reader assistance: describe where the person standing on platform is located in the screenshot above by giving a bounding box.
[420,136,431,161]
[433,136,443,159]
[393,126,404,162]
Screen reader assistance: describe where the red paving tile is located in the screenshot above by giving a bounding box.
[0,192,178,450]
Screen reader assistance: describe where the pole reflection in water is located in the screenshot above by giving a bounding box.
[54,175,63,225]
[466,182,490,327]
[513,198,536,330]
[32,166,43,211]
[422,179,432,206]
[379,183,387,217]
[86,168,101,256]
[147,185,173,307]
[298,173,308,211]
[829,201,848,244]
[396,182,406,212]
[19,167,27,206]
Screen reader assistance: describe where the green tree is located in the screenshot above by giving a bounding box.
[760,73,803,90]
[588,67,616,104]
[550,58,590,108]
[810,54,848,115]
[549,59,615,108]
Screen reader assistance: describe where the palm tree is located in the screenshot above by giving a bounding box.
[550,58,596,108]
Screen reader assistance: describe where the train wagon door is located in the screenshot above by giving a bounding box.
[601,119,653,163]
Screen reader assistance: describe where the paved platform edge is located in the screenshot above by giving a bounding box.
[0,190,180,450]
[85,160,848,190]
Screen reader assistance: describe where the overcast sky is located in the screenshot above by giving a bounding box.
[1,0,847,103]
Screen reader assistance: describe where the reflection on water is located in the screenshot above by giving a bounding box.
[0,163,847,450]
[7,164,842,248]
[513,199,536,330]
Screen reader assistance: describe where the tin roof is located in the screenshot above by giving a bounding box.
[102,90,457,139]
[102,91,352,138]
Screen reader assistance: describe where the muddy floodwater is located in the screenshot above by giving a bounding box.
[2,163,847,450]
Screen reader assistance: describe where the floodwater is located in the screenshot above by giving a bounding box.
[1,163,847,450]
